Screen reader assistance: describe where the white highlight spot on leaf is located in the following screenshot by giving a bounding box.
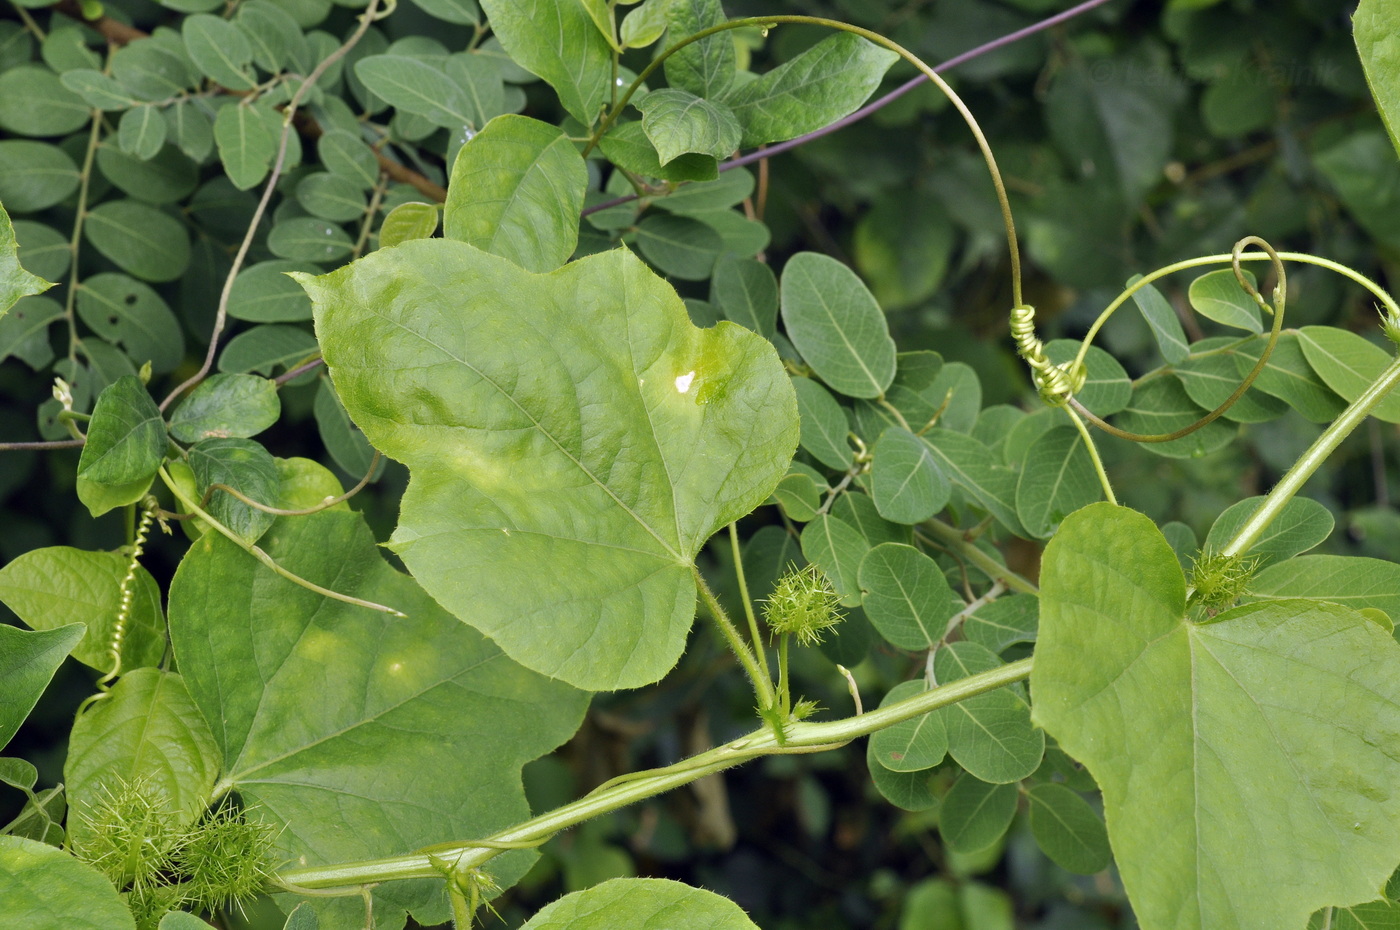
[675,371,695,393]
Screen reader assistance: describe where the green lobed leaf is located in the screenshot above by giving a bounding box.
[0,836,134,930]
[664,0,735,100]
[379,201,440,248]
[64,668,219,851]
[521,877,759,930]
[937,641,1043,783]
[1015,426,1102,539]
[479,0,610,126]
[869,427,950,524]
[1130,277,1190,365]
[638,88,742,164]
[1026,782,1110,875]
[188,437,280,544]
[168,509,588,926]
[939,774,1019,854]
[780,251,896,399]
[727,33,898,148]
[858,543,956,651]
[1033,503,1400,930]
[1,202,52,316]
[1245,555,1400,618]
[792,376,853,470]
[1296,325,1400,424]
[169,373,280,442]
[1355,0,1400,161]
[1188,268,1263,333]
[444,115,587,273]
[870,679,948,772]
[0,140,81,213]
[1231,331,1347,422]
[1202,494,1332,567]
[0,547,164,676]
[299,241,798,690]
[0,624,85,752]
[76,375,167,516]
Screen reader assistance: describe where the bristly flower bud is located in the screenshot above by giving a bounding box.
[1188,549,1258,617]
[763,564,844,646]
[1380,303,1400,349]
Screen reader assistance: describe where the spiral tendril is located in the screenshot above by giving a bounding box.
[1010,304,1086,406]
[99,496,158,689]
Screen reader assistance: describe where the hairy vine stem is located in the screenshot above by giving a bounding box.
[272,658,1032,892]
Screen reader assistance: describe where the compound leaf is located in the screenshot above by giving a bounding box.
[298,242,797,690]
[637,88,741,164]
[1034,503,1400,930]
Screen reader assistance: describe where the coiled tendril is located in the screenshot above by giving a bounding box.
[1011,304,1086,406]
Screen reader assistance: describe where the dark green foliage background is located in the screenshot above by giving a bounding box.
[1,0,1396,927]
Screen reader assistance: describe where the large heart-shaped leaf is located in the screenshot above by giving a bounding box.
[1033,503,1400,930]
[168,509,588,927]
[297,241,798,690]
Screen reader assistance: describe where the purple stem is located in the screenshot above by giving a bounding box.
[582,0,1115,217]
